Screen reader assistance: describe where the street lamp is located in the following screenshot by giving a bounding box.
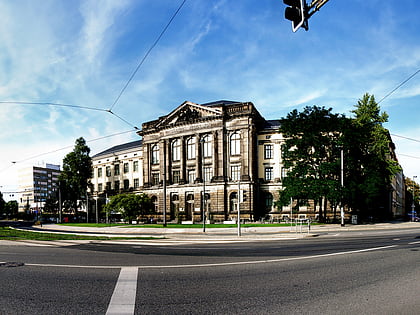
[411,176,417,222]
[201,137,206,233]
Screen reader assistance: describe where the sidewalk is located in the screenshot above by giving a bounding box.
[24,221,420,242]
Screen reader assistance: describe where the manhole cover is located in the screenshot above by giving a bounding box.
[0,262,25,268]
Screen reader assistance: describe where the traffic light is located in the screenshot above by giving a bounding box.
[283,0,308,32]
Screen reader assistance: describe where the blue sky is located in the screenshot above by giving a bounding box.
[1,0,420,196]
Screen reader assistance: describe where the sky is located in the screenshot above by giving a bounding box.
[1,0,420,199]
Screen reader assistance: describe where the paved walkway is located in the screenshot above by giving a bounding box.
[21,221,420,242]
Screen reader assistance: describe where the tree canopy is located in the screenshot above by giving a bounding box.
[104,193,154,224]
[59,137,92,216]
[277,94,401,221]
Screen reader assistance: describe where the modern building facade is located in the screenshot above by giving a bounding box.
[90,100,404,222]
[18,163,61,213]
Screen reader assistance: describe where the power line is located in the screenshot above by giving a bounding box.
[0,101,107,112]
[398,153,420,160]
[108,0,188,112]
[391,133,420,143]
[0,100,140,130]
[0,129,137,174]
[377,68,420,104]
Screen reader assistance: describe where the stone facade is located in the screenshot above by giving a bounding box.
[90,100,404,222]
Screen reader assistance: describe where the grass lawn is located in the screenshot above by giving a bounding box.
[0,226,162,241]
[59,222,306,228]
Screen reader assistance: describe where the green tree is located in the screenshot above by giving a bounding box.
[59,137,92,220]
[277,106,347,222]
[347,93,401,220]
[104,193,153,224]
[0,192,6,217]
[4,200,18,219]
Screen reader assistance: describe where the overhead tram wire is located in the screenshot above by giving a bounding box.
[0,129,137,174]
[377,68,420,104]
[108,0,188,112]
[0,100,140,130]
[0,101,108,113]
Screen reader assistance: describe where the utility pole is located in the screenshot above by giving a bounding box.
[340,149,345,227]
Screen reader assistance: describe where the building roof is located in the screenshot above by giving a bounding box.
[263,119,281,130]
[92,139,142,158]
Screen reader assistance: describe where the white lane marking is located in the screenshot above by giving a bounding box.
[408,240,420,245]
[25,245,397,270]
[106,267,138,315]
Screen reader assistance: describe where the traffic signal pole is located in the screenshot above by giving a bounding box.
[282,0,330,32]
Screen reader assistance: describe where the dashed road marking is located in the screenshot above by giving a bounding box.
[106,267,138,315]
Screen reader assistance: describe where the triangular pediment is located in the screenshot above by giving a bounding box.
[156,101,222,127]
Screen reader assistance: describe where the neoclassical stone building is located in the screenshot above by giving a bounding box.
[91,100,286,222]
[90,99,405,222]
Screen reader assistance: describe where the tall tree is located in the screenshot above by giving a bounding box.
[347,93,401,219]
[0,192,5,217]
[59,137,92,219]
[277,106,346,222]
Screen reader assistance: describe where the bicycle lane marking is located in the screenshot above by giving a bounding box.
[106,267,139,315]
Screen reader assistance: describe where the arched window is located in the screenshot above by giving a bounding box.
[229,192,238,213]
[186,137,196,160]
[230,132,240,155]
[151,145,159,164]
[202,135,212,158]
[172,139,181,161]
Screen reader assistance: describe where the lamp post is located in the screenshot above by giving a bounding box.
[412,176,417,222]
[201,137,206,233]
[340,148,345,227]
[237,175,241,237]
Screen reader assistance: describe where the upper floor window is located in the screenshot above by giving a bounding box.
[114,164,120,175]
[133,161,139,172]
[151,145,159,165]
[202,135,212,158]
[203,166,213,182]
[265,167,273,181]
[172,170,180,184]
[231,165,240,181]
[172,139,181,161]
[97,167,103,178]
[186,137,196,160]
[124,162,129,173]
[264,144,273,159]
[230,132,240,156]
[188,169,196,184]
[152,173,160,186]
[106,166,111,177]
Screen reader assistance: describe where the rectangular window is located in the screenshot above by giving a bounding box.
[281,168,288,179]
[231,165,240,181]
[204,167,212,182]
[114,164,120,175]
[98,183,103,192]
[123,179,130,190]
[124,162,129,173]
[106,182,111,191]
[265,167,273,181]
[152,173,160,186]
[172,170,180,184]
[264,144,273,159]
[114,181,120,192]
[133,161,139,172]
[188,169,196,184]
[134,178,139,188]
[106,166,111,177]
[97,167,102,178]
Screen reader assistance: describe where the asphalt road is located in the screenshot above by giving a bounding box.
[1,228,419,314]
